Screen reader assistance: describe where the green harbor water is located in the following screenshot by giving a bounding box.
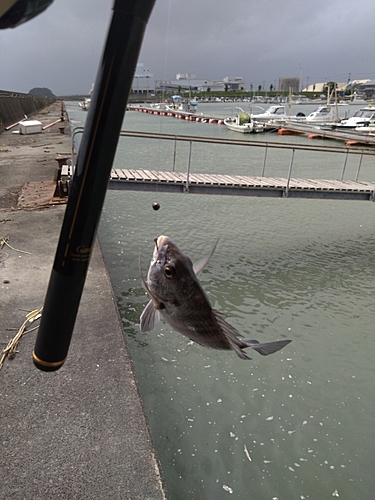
[68,101,375,500]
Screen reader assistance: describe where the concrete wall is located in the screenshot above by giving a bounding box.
[0,90,55,131]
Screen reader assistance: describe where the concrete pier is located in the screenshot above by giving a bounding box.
[0,90,55,132]
[0,102,167,499]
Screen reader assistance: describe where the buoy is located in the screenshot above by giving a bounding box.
[307,133,323,139]
[278,128,303,135]
[152,202,160,211]
[346,140,366,146]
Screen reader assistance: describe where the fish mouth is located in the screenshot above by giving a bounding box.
[154,235,169,250]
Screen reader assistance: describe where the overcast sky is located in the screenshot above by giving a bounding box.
[0,0,374,95]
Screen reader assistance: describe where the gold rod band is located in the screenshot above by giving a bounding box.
[32,351,66,369]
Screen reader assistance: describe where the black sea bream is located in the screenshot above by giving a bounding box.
[140,235,291,360]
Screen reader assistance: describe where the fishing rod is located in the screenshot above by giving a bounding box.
[33,0,156,371]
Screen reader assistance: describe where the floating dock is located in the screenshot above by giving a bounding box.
[108,169,375,201]
[127,104,225,124]
[92,130,375,202]
[279,122,375,146]
[128,105,375,147]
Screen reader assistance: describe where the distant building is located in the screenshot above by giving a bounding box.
[358,80,375,98]
[302,82,349,93]
[131,63,155,94]
[223,76,245,91]
[346,79,371,90]
[176,73,197,80]
[302,83,326,93]
[157,76,222,93]
[156,74,245,93]
[347,79,374,97]
[279,77,300,93]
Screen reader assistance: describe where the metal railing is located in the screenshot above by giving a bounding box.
[118,130,374,183]
[70,127,374,185]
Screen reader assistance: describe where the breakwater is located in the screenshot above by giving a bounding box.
[0,90,55,131]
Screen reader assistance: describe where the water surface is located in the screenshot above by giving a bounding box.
[68,101,375,500]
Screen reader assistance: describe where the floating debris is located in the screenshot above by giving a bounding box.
[244,444,252,462]
[223,484,233,494]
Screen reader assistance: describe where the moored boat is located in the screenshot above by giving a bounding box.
[78,98,91,111]
[346,93,371,105]
[224,111,264,133]
[251,105,289,122]
[330,106,375,130]
[304,105,338,124]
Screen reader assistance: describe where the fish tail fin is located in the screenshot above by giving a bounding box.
[233,345,252,360]
[243,339,292,356]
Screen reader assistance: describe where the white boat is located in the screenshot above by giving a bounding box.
[168,97,197,113]
[79,98,91,111]
[305,105,338,124]
[354,125,375,135]
[150,102,170,111]
[224,111,264,133]
[293,96,313,104]
[346,93,369,105]
[251,105,288,122]
[331,106,375,130]
[251,105,307,128]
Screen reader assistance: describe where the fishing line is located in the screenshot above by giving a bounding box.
[151,0,173,229]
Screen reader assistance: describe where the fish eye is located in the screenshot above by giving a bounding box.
[164,266,175,278]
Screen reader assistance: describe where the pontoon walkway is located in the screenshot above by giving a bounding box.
[108,169,375,201]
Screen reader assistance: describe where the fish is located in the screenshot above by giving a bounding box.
[140,235,291,360]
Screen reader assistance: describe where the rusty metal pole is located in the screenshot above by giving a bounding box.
[33,0,156,371]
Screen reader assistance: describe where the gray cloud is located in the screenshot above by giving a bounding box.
[0,0,373,95]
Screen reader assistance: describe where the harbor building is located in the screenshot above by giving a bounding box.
[350,79,375,98]
[156,74,245,94]
[279,77,300,93]
[302,82,347,93]
[302,80,374,98]
[223,76,245,91]
[131,63,155,94]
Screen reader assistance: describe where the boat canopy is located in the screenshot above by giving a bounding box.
[238,112,250,125]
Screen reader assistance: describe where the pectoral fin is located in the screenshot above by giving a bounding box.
[140,300,161,332]
[193,238,219,275]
